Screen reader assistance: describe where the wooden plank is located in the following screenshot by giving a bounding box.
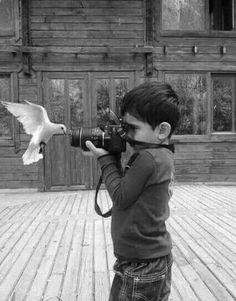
[0,222,49,300]
[31,15,144,24]
[103,218,115,285]
[31,22,144,31]
[171,262,199,301]
[31,1,143,9]
[43,219,76,300]
[24,219,68,301]
[169,218,236,300]
[0,173,38,181]
[31,8,143,16]
[180,215,236,279]
[172,245,218,301]
[31,38,144,47]
[94,219,110,301]
[0,185,235,300]
[13,221,57,300]
[60,220,85,301]
[76,220,94,301]
[69,192,83,216]
[0,200,44,255]
[32,30,144,39]
[62,194,77,216]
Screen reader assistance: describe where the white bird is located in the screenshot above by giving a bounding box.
[1,100,66,165]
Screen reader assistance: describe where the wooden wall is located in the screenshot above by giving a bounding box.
[0,0,147,189]
[0,0,236,189]
[174,139,236,182]
[30,0,145,47]
[30,0,146,72]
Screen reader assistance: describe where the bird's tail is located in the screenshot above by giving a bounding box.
[22,142,43,165]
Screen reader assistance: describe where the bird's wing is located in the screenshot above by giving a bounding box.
[1,100,50,135]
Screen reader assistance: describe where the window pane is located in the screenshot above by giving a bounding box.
[69,79,86,186]
[162,0,205,31]
[213,78,233,132]
[0,76,11,137]
[69,80,84,129]
[49,79,65,123]
[209,0,233,31]
[165,74,207,135]
[0,0,13,31]
[115,78,128,117]
[96,79,110,128]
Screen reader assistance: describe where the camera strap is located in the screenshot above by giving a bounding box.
[94,152,139,218]
[123,134,175,153]
[94,175,112,218]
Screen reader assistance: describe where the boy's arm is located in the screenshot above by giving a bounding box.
[84,140,154,209]
[98,151,154,209]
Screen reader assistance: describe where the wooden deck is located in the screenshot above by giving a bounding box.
[0,184,235,301]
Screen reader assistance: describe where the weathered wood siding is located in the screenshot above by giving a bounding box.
[174,140,236,182]
[29,0,145,72]
[153,43,236,71]
[30,0,145,47]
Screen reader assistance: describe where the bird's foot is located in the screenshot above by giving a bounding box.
[39,142,46,154]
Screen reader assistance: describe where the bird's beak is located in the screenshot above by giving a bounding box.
[63,128,66,135]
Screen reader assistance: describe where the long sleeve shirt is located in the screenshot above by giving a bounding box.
[98,147,174,261]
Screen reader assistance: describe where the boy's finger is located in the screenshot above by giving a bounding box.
[85,140,109,158]
[85,140,97,153]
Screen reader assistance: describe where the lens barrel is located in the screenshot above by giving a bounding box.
[70,128,107,151]
[70,126,126,153]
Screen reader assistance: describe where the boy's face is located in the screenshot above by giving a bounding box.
[123,113,169,149]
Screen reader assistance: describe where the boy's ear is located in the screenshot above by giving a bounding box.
[156,122,171,140]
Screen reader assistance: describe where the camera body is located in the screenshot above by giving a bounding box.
[70,124,126,154]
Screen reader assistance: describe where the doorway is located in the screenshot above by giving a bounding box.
[42,72,136,190]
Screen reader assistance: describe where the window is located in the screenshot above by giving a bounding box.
[210,0,234,31]
[161,0,236,33]
[162,0,205,31]
[165,73,236,135]
[165,73,208,135]
[49,78,86,129]
[95,77,129,128]
[0,0,19,38]
[0,75,12,138]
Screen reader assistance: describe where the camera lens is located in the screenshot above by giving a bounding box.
[70,128,105,151]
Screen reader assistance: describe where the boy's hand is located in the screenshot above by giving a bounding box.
[84,140,109,158]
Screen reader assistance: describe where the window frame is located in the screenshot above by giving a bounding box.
[158,0,236,38]
[0,0,20,41]
[211,73,236,134]
[162,71,236,141]
[0,72,19,148]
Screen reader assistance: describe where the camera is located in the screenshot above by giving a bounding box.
[70,110,126,154]
[70,125,126,153]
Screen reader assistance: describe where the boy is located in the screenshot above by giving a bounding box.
[85,82,180,301]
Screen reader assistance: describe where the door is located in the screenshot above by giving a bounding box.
[91,72,136,187]
[43,72,91,190]
[43,72,137,190]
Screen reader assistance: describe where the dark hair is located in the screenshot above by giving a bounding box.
[120,81,180,136]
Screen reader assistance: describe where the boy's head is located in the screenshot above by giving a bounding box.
[121,82,180,142]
